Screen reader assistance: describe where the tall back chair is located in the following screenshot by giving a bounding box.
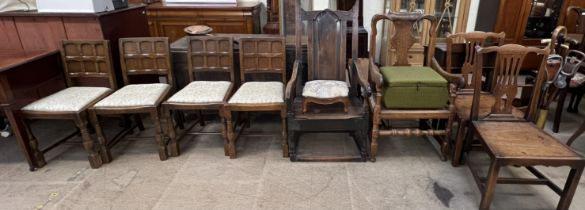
[366,12,464,161]
[163,36,235,157]
[20,40,116,169]
[466,44,584,210]
[224,37,287,159]
[89,37,174,163]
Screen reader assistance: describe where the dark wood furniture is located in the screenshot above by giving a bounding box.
[163,36,235,157]
[19,40,117,169]
[264,0,280,34]
[224,37,287,159]
[365,12,463,161]
[145,2,261,43]
[0,50,65,171]
[466,44,584,210]
[286,0,369,161]
[89,37,174,162]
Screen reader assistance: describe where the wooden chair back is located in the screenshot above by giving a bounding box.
[472,44,549,122]
[118,37,174,87]
[187,36,234,83]
[239,37,286,83]
[446,32,505,89]
[60,40,117,89]
[369,11,437,67]
[295,0,359,81]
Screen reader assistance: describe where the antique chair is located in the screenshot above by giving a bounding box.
[20,40,116,169]
[89,37,174,162]
[285,0,369,161]
[366,12,464,161]
[466,44,584,210]
[224,37,287,159]
[445,31,510,166]
[162,36,235,157]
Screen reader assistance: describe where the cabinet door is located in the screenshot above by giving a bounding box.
[204,19,250,33]
[157,20,199,42]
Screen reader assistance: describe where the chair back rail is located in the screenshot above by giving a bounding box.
[118,37,173,87]
[239,37,286,83]
[60,40,117,89]
[187,36,235,82]
[473,44,549,122]
[295,0,359,81]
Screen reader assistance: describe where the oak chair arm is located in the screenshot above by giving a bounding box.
[352,58,372,96]
[367,58,384,93]
[285,60,300,100]
[431,57,465,89]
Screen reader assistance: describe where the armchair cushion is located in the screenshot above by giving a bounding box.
[302,80,349,99]
[380,66,449,109]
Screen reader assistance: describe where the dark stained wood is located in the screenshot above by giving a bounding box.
[0,17,23,52]
[263,0,280,34]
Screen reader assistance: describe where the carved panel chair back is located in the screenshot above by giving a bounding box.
[187,36,234,83]
[239,37,286,83]
[60,40,117,89]
[446,32,505,89]
[118,37,174,88]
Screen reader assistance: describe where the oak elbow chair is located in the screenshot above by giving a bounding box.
[89,37,174,162]
[20,40,117,169]
[162,36,235,157]
[224,37,287,159]
[286,0,370,161]
[466,44,584,210]
[366,12,464,161]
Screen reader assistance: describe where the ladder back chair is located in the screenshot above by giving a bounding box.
[89,37,174,163]
[366,12,464,161]
[285,0,370,161]
[20,40,116,169]
[466,44,585,210]
[224,37,287,159]
[163,36,235,157]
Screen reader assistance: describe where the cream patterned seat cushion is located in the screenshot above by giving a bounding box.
[94,84,170,108]
[167,81,231,104]
[228,82,284,104]
[22,87,111,112]
[302,80,349,99]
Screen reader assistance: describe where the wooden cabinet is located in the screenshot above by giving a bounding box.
[146,2,262,42]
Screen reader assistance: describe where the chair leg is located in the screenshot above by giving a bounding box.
[225,109,237,159]
[480,160,501,210]
[556,167,584,210]
[134,114,145,131]
[566,120,585,146]
[452,118,467,167]
[220,108,229,156]
[199,111,205,126]
[22,119,46,168]
[75,113,102,169]
[553,90,568,133]
[281,109,289,158]
[370,118,380,162]
[151,108,168,161]
[165,107,179,157]
[88,109,111,163]
[175,111,185,130]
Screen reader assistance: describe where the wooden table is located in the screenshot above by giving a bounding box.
[0,50,65,171]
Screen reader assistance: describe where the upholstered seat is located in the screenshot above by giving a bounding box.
[22,87,111,113]
[228,82,284,104]
[302,80,349,99]
[380,66,449,109]
[94,84,170,108]
[167,81,231,104]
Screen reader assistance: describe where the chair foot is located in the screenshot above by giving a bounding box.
[158,147,168,161]
[100,148,112,163]
[167,142,180,157]
[88,154,103,169]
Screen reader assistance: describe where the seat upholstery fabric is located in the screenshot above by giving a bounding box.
[302,80,349,99]
[167,81,231,104]
[228,82,283,104]
[380,66,449,109]
[22,87,111,112]
[94,84,170,108]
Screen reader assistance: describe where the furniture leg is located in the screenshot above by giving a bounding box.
[480,160,501,210]
[3,109,36,170]
[569,91,584,113]
[225,109,237,159]
[75,113,103,169]
[370,117,380,162]
[281,109,289,158]
[566,120,585,146]
[134,114,145,131]
[123,115,134,134]
[151,108,168,161]
[220,109,229,156]
[89,109,111,163]
[288,130,297,161]
[556,167,584,210]
[553,89,568,133]
[452,118,466,166]
[175,111,185,130]
[165,108,179,157]
[23,119,46,168]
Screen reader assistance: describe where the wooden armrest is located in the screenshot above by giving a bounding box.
[368,59,384,92]
[352,58,372,95]
[431,57,465,89]
[285,60,300,100]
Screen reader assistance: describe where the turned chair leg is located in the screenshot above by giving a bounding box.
[452,118,467,166]
[151,108,168,161]
[281,109,289,158]
[219,108,229,156]
[370,119,380,162]
[23,119,46,168]
[75,113,103,169]
[553,89,568,133]
[134,114,145,131]
[88,109,112,163]
[557,167,584,209]
[224,109,237,159]
[479,160,501,210]
[164,107,180,157]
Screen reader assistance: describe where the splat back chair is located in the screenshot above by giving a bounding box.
[89,37,174,162]
[224,37,287,159]
[163,36,234,157]
[367,12,464,161]
[20,40,116,169]
[285,0,370,161]
[466,44,584,210]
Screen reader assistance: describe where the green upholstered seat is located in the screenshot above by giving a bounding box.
[380,66,449,109]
